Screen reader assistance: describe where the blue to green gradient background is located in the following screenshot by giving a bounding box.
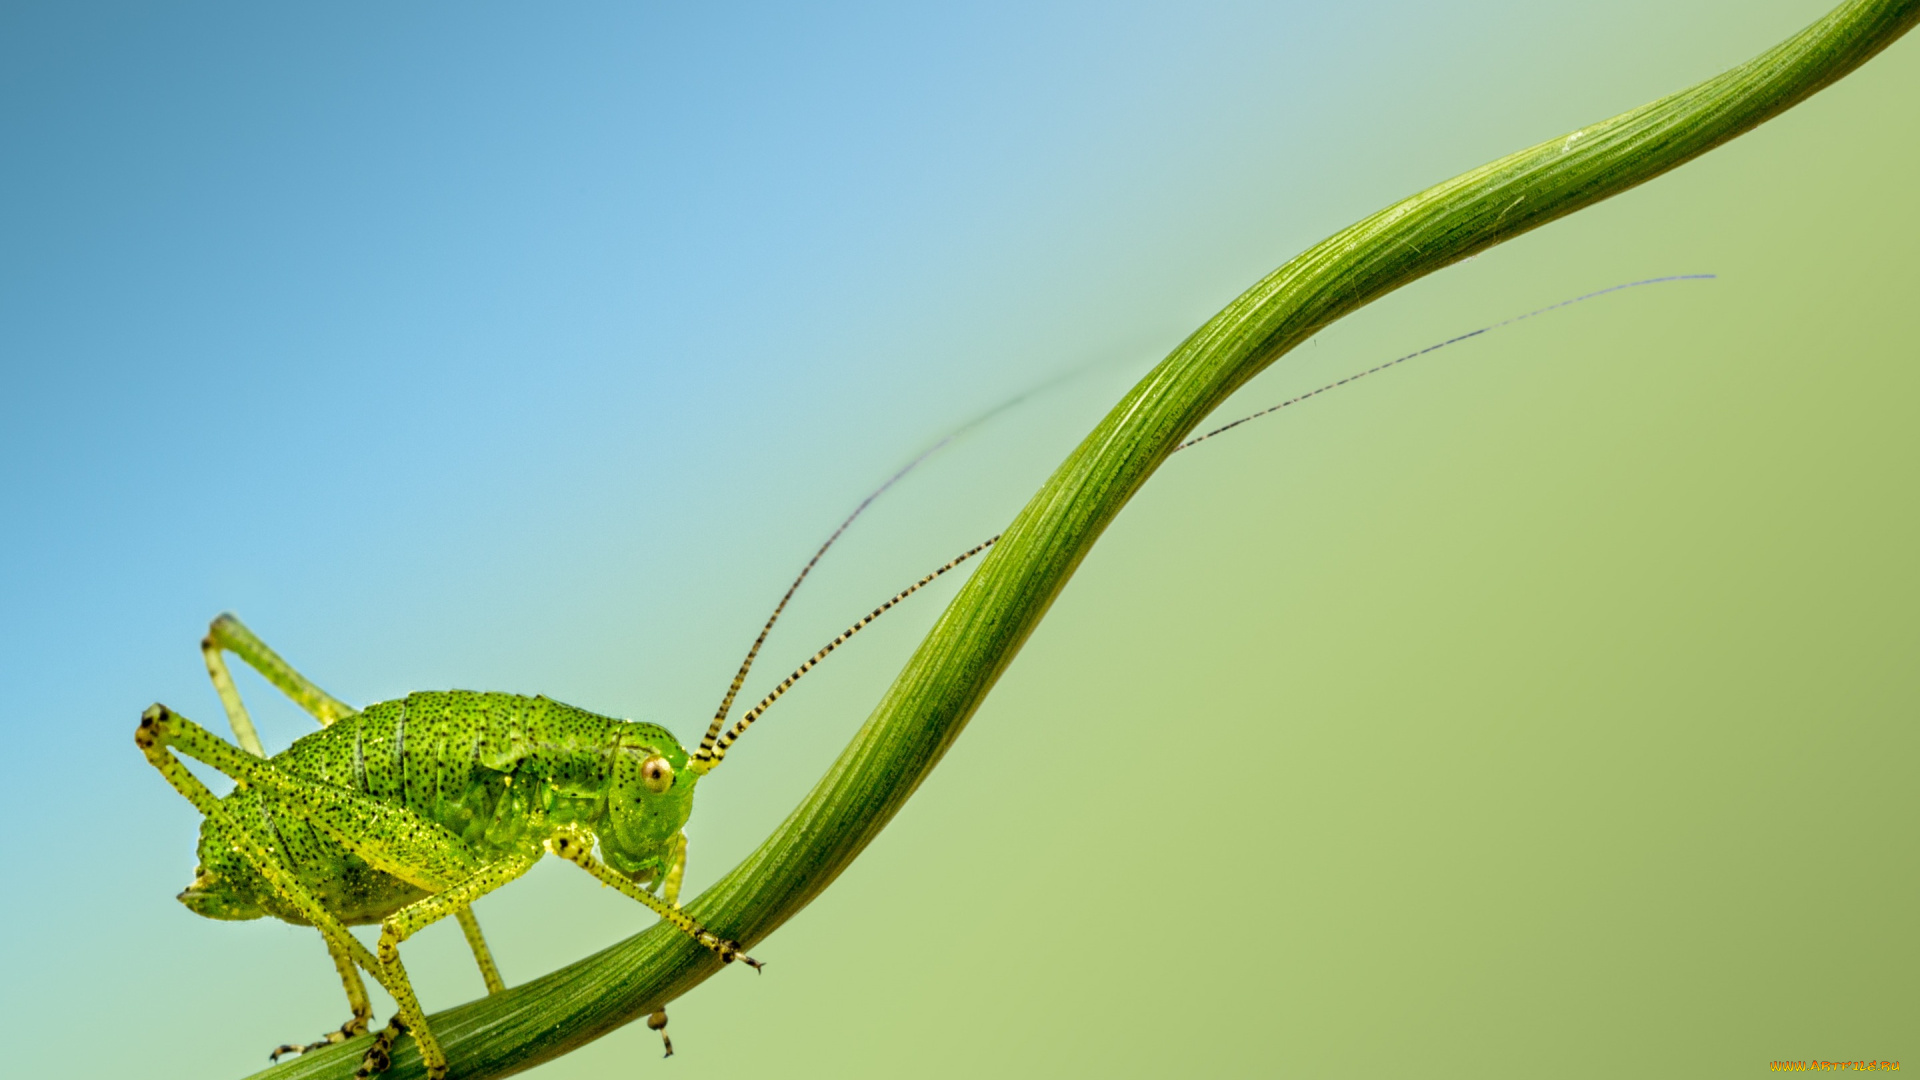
[1,2,1912,1077]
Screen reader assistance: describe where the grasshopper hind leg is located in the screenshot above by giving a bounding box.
[138,704,450,1079]
[266,932,373,1063]
[267,1018,364,1065]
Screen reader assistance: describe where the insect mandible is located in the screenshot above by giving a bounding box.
[136,275,1704,1079]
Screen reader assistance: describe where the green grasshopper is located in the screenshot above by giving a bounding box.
[138,524,992,1079]
[138,275,1705,1079]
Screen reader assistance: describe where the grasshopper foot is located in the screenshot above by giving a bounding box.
[716,940,763,972]
[269,1017,367,1062]
[647,1009,674,1058]
[353,1017,407,1079]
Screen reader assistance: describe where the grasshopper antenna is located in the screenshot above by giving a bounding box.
[688,273,1713,772]
[692,452,932,770]
[1176,274,1714,451]
[690,361,1107,773]
[694,535,1000,772]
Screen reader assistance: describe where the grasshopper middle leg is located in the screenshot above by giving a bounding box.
[201,613,356,754]
[269,932,374,1063]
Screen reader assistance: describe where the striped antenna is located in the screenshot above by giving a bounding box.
[692,357,1123,771]
[1176,275,1714,452]
[692,452,935,769]
[688,273,1712,772]
[693,536,1000,772]
[692,361,1108,772]
[694,354,1123,769]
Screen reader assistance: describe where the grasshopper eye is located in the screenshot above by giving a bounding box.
[640,755,674,794]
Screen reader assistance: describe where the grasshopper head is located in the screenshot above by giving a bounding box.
[600,724,698,881]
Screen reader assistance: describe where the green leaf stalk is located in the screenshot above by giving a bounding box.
[254,3,1919,1076]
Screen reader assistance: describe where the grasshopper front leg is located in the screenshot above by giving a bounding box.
[546,827,753,1058]
[645,831,690,1056]
[546,829,758,970]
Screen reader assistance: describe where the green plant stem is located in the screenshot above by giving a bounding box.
[255,3,1918,1077]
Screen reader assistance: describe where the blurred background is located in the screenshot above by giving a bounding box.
[1,2,1913,1077]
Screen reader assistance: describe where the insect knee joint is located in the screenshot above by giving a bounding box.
[135,704,172,750]
[545,833,591,867]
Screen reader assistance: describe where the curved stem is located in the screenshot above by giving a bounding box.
[252,3,1919,1077]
